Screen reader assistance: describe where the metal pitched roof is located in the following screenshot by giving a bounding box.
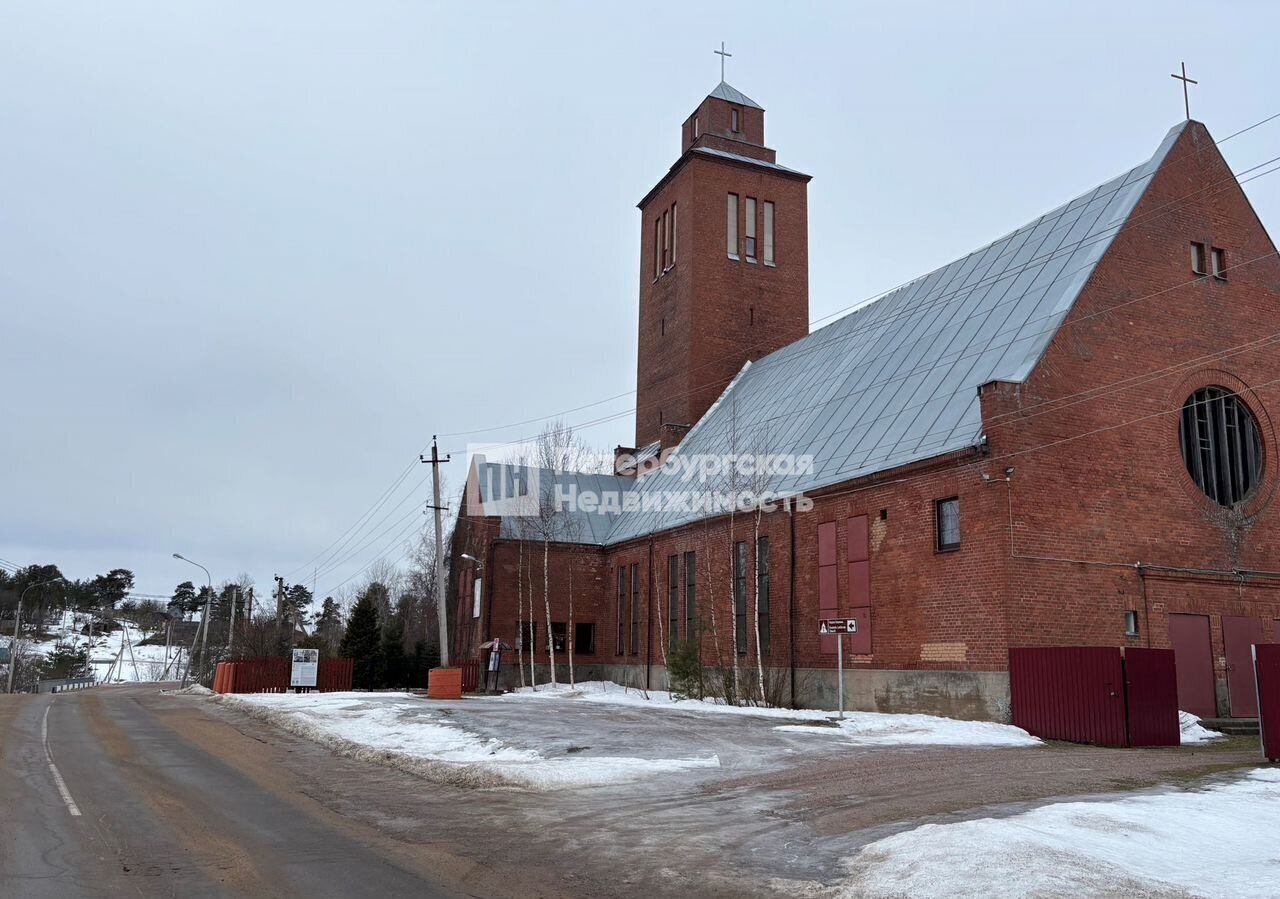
[602,122,1188,544]
[707,81,763,110]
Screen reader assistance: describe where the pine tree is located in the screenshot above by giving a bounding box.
[339,593,382,690]
[315,597,343,655]
[380,616,406,688]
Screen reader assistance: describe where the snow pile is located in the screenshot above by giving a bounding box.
[1180,710,1224,744]
[26,610,179,683]
[828,768,1280,899]
[217,691,719,790]
[507,680,1040,747]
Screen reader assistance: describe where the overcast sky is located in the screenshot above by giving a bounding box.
[3,1,1279,600]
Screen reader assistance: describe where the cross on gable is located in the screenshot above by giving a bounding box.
[1171,62,1198,120]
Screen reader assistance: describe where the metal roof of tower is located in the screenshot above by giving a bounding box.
[707,81,763,110]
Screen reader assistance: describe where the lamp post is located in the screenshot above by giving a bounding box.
[460,553,484,640]
[173,553,212,686]
[7,577,63,694]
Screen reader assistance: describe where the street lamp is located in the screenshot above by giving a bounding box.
[460,553,484,570]
[173,553,213,686]
[7,577,64,694]
[460,553,485,640]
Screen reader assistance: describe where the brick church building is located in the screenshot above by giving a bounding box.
[450,79,1280,720]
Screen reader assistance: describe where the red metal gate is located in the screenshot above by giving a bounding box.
[458,658,481,692]
[1010,647,1179,747]
[1256,644,1280,762]
[1123,648,1180,747]
[1009,647,1128,746]
[1223,616,1268,717]
[1168,613,1216,719]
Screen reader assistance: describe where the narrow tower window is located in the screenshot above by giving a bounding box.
[744,197,757,261]
[654,218,662,279]
[671,202,678,265]
[1212,247,1227,280]
[662,209,670,270]
[727,193,739,259]
[1191,241,1207,275]
[763,201,775,265]
[732,108,741,132]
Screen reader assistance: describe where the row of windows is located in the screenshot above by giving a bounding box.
[518,621,596,655]
[727,193,775,265]
[653,202,678,280]
[1191,241,1228,279]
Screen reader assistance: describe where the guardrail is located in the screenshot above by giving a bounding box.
[39,677,96,694]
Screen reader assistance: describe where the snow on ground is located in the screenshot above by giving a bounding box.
[25,609,180,683]
[505,681,1041,747]
[1179,710,1224,744]
[826,768,1280,899]
[216,691,719,790]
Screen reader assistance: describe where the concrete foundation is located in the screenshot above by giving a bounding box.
[492,661,1011,722]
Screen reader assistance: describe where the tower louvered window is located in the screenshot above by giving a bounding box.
[1179,387,1263,507]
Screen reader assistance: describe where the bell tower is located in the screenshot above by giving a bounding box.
[634,80,811,450]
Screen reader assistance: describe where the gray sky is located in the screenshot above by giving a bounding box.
[3,1,1279,600]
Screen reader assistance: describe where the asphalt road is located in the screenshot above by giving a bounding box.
[0,687,469,899]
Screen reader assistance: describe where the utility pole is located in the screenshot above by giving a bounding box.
[420,437,451,668]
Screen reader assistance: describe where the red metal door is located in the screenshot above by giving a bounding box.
[1223,616,1267,717]
[1168,614,1216,718]
[1123,648,1180,746]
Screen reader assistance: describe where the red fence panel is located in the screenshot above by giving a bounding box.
[1123,648,1180,747]
[1257,644,1280,763]
[317,658,354,692]
[458,659,481,693]
[1010,647,1128,747]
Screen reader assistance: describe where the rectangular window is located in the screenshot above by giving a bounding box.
[616,567,626,654]
[670,202,677,266]
[654,218,662,279]
[731,108,740,132]
[630,563,640,655]
[519,620,536,653]
[727,193,739,258]
[549,622,567,653]
[936,497,961,551]
[662,209,670,270]
[1212,246,1227,279]
[1124,611,1139,637]
[744,197,757,261]
[668,554,680,649]
[733,541,747,655]
[684,551,697,638]
[756,536,770,655]
[693,116,699,138]
[575,622,596,655]
[1191,241,1207,275]
[763,201,775,265]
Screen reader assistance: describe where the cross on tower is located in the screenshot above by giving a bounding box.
[714,41,732,81]
[1171,61,1198,121]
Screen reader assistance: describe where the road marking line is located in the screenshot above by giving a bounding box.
[42,703,82,817]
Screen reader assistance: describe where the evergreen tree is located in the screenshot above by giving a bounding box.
[283,584,313,630]
[315,597,343,655]
[380,616,406,688]
[339,594,382,690]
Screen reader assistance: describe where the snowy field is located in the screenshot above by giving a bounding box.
[22,610,181,683]
[504,681,1042,747]
[216,691,720,790]
[827,768,1280,899]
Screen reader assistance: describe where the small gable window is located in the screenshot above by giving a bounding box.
[1212,247,1227,280]
[936,497,961,551]
[731,108,741,132]
[1191,241,1207,275]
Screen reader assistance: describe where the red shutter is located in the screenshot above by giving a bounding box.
[847,515,871,654]
[818,521,838,654]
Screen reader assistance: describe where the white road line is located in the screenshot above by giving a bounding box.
[42,703,82,817]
